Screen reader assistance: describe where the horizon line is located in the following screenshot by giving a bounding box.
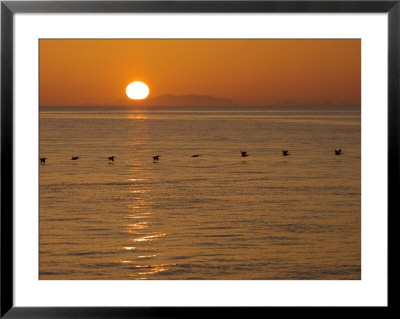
[39,104,361,108]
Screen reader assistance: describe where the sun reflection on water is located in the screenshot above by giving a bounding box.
[126,114,149,120]
[132,233,166,242]
[124,213,151,219]
[128,178,146,182]
[137,254,157,259]
[122,246,137,251]
[128,190,146,194]
[120,174,170,279]
[129,264,176,277]
[125,222,149,233]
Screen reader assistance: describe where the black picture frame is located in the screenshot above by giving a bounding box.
[1,0,396,317]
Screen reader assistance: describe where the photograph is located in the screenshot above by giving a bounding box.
[39,39,361,280]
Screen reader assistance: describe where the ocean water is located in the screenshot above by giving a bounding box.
[39,106,361,280]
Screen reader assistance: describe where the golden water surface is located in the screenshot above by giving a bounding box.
[39,106,361,280]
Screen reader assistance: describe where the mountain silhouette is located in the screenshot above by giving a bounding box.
[127,93,235,107]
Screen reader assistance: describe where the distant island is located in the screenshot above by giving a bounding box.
[128,93,236,107]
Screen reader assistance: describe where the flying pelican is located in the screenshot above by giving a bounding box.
[191,154,200,158]
[282,150,289,156]
[107,156,116,162]
[241,151,248,157]
[71,156,79,160]
[40,157,47,164]
[153,155,161,162]
[335,149,342,155]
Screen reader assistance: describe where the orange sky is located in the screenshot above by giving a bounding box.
[39,39,360,107]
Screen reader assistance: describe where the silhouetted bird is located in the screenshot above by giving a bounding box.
[40,157,47,164]
[335,149,342,155]
[282,150,289,156]
[153,155,161,162]
[241,151,249,157]
[107,156,116,162]
[191,154,200,158]
[71,156,79,160]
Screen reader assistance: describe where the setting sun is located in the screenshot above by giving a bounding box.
[126,81,149,100]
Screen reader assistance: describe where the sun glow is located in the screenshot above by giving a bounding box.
[126,81,150,100]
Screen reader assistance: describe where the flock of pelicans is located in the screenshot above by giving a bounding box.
[39,149,343,165]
